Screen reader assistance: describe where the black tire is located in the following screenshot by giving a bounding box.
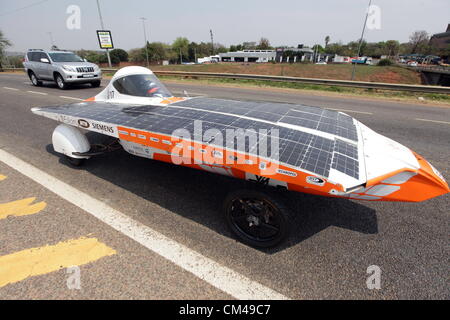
[90,80,101,88]
[55,73,68,90]
[64,155,85,167]
[29,71,42,86]
[223,189,291,248]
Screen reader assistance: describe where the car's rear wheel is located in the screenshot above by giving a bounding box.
[91,80,101,88]
[55,73,68,90]
[29,71,42,86]
[223,189,291,248]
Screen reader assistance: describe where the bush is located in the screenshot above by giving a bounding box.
[378,58,393,66]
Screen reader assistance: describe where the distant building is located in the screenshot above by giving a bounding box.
[430,24,450,50]
[218,50,276,63]
[197,55,220,64]
[275,47,315,62]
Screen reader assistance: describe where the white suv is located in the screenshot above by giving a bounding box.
[23,49,102,89]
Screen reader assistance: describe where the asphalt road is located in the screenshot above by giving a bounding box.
[0,73,448,299]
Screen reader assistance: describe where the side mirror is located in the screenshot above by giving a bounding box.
[40,58,50,63]
[84,58,87,62]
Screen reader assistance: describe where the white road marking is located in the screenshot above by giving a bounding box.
[2,87,19,91]
[326,108,373,115]
[27,90,47,95]
[415,118,450,125]
[0,148,289,300]
[59,96,83,101]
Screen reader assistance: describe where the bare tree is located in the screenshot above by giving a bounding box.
[257,38,271,50]
[409,30,429,54]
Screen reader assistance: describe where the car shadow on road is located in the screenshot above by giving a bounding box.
[46,134,378,253]
[32,82,98,90]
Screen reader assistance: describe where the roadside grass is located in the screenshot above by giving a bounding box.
[151,63,422,85]
[157,75,450,104]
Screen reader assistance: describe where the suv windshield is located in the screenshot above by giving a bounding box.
[112,74,172,98]
[48,52,84,62]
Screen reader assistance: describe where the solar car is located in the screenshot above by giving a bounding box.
[31,66,449,247]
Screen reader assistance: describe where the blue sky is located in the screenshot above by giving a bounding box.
[1,0,449,52]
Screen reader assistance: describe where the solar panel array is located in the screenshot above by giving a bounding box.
[173,98,358,142]
[37,98,361,179]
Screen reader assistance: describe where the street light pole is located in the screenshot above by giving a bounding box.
[351,0,372,80]
[96,0,112,68]
[140,17,150,67]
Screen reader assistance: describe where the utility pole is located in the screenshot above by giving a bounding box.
[351,0,372,81]
[140,17,150,67]
[180,48,183,64]
[210,29,214,55]
[96,0,112,68]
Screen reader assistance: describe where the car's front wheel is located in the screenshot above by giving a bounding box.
[29,71,42,86]
[55,73,68,90]
[223,189,291,248]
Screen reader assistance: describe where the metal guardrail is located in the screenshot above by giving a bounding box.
[153,71,450,94]
[3,67,450,94]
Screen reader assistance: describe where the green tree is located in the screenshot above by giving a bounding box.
[147,42,169,62]
[0,30,12,70]
[129,48,146,63]
[110,49,128,62]
[325,36,330,48]
[385,40,400,58]
[172,37,189,63]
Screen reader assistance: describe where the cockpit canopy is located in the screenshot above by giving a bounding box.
[112,74,172,98]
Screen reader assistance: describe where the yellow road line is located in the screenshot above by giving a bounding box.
[0,174,6,181]
[0,237,116,288]
[0,197,47,220]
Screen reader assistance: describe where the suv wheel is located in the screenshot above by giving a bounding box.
[29,71,42,86]
[91,80,101,88]
[55,73,68,90]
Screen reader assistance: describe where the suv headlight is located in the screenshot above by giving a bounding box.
[62,65,76,72]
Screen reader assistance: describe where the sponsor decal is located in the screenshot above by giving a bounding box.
[78,119,90,128]
[276,168,298,177]
[91,122,114,134]
[212,150,223,158]
[306,176,326,186]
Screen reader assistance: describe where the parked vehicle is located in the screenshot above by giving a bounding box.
[23,49,102,89]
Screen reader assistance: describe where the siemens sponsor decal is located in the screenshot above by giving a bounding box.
[91,122,115,134]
